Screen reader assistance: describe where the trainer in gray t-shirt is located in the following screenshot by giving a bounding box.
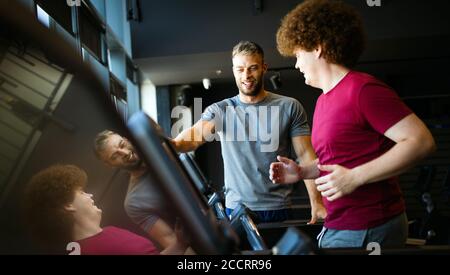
[124,173,174,232]
[201,92,310,211]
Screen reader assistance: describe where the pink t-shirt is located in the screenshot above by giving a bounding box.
[312,71,412,230]
[77,226,159,255]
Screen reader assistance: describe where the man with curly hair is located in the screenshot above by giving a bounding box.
[23,164,188,254]
[171,41,327,224]
[270,0,436,248]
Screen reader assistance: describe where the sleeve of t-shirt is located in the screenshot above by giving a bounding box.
[290,99,311,137]
[125,201,160,233]
[200,103,220,121]
[358,83,413,135]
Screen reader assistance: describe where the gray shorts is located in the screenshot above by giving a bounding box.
[317,212,408,249]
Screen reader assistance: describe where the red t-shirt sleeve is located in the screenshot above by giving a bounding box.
[358,83,412,134]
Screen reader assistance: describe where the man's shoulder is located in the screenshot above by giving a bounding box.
[207,96,239,111]
[347,71,388,91]
[101,226,122,234]
[268,92,304,108]
[218,96,239,106]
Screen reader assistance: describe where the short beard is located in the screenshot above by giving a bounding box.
[237,78,263,97]
[123,158,144,172]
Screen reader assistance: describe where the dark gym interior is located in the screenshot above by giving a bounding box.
[0,0,449,256]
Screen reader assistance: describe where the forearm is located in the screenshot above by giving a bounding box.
[292,136,320,180]
[147,219,177,249]
[353,138,436,186]
[301,159,322,205]
[304,178,323,204]
[300,158,320,179]
[159,241,189,255]
[173,127,204,152]
[172,138,203,153]
[296,147,321,203]
[150,231,176,249]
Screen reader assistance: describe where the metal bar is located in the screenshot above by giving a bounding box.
[240,215,268,251]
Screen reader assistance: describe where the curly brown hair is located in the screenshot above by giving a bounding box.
[276,0,366,67]
[23,164,87,253]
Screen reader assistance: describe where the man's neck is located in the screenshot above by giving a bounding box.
[73,220,102,241]
[238,89,268,104]
[130,165,147,179]
[320,65,350,94]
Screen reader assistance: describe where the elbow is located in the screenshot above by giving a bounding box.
[166,232,178,246]
[157,231,178,250]
[422,134,437,157]
[427,136,437,155]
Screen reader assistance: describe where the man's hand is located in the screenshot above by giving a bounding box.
[269,156,302,184]
[308,202,327,225]
[315,164,362,201]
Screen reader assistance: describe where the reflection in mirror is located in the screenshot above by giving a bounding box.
[0,1,237,256]
[0,3,171,255]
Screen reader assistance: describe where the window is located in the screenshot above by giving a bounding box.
[79,4,106,63]
[35,0,73,34]
[126,57,138,84]
[110,74,128,121]
[110,74,127,101]
[36,5,50,28]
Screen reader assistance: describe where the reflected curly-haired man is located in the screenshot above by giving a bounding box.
[23,164,188,254]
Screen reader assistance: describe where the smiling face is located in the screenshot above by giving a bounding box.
[293,47,321,88]
[232,53,267,97]
[99,134,141,169]
[68,189,102,225]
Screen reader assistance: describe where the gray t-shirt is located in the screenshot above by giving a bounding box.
[201,92,310,211]
[124,173,173,232]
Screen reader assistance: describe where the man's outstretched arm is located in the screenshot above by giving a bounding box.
[171,120,215,152]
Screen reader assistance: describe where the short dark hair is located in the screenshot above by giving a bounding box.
[276,0,366,67]
[232,41,264,60]
[23,164,87,252]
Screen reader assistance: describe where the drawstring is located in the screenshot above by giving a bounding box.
[317,226,327,248]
